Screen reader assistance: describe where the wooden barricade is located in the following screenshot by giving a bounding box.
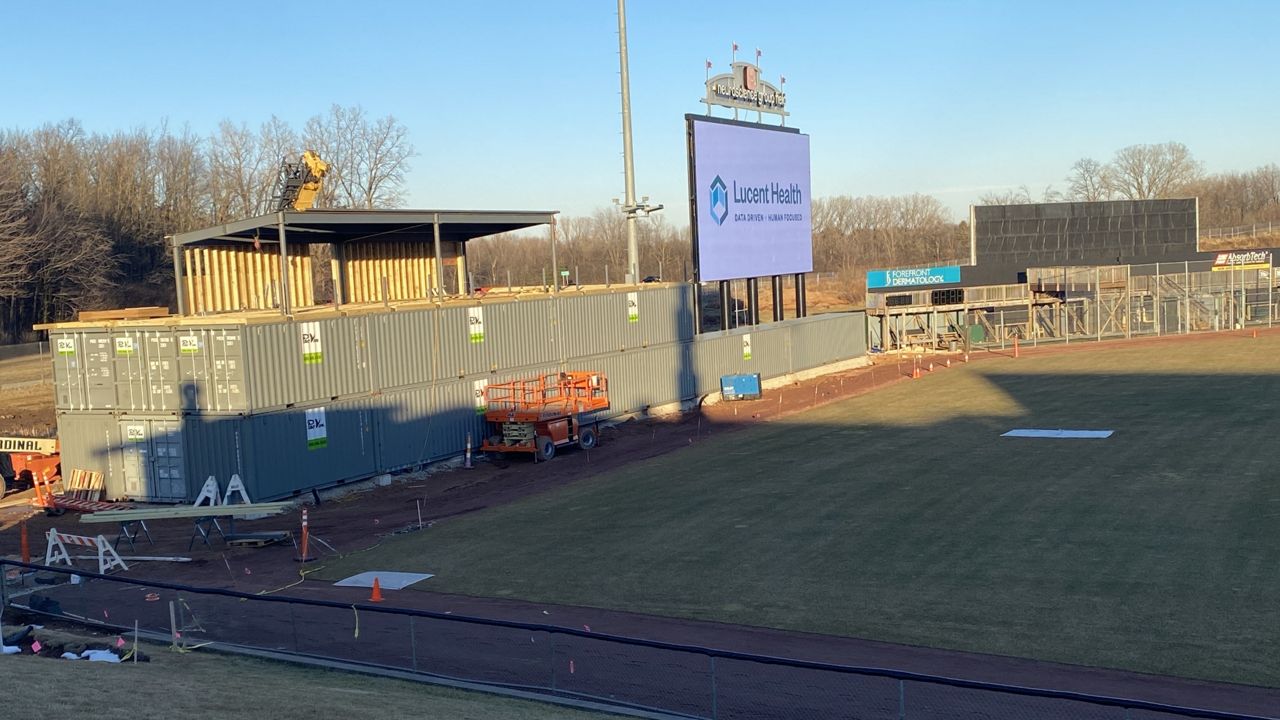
[44,528,129,574]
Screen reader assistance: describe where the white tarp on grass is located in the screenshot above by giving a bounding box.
[334,571,434,590]
[1002,429,1114,439]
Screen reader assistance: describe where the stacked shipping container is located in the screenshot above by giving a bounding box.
[49,286,866,502]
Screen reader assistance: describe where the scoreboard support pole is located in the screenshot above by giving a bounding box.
[746,277,761,325]
[719,281,732,330]
[794,273,808,318]
[770,275,784,321]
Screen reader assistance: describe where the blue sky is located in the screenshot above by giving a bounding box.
[5,1,1278,222]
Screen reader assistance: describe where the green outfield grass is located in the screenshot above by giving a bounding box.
[319,333,1280,687]
[0,629,611,720]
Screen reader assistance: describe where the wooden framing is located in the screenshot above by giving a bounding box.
[343,240,452,304]
[182,245,313,314]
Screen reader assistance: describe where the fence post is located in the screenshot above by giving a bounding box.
[550,633,557,691]
[898,679,906,720]
[1185,262,1190,335]
[710,655,718,720]
[409,616,417,671]
[0,561,7,627]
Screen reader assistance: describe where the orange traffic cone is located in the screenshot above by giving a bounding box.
[1252,329,1258,339]
[911,365,921,380]
[369,577,384,603]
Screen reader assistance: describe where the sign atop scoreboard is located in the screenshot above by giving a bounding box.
[703,61,788,118]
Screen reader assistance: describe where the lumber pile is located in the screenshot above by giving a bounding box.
[78,502,293,524]
[77,306,170,322]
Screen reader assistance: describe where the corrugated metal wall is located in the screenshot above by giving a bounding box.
[55,287,867,502]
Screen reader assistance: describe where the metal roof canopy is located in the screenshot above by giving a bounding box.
[169,208,558,316]
[170,208,558,247]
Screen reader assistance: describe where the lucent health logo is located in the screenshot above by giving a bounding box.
[709,175,729,225]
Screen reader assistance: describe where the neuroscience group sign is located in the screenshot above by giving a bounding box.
[866,266,962,289]
[689,117,813,282]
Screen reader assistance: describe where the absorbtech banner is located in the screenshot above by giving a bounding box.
[691,119,813,282]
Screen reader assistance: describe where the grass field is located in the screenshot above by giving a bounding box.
[320,333,1280,687]
[0,629,610,720]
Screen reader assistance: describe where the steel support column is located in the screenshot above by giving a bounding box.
[432,213,444,297]
[170,237,186,316]
[277,212,291,316]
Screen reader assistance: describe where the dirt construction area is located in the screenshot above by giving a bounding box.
[3,331,1280,718]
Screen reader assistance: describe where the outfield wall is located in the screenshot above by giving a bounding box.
[51,286,867,502]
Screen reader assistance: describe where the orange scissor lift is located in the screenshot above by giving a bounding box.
[479,372,609,461]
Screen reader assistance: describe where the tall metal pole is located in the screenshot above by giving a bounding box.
[277,212,291,316]
[170,236,186,316]
[617,0,639,283]
[550,215,559,293]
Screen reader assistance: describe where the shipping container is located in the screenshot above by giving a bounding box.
[53,298,869,502]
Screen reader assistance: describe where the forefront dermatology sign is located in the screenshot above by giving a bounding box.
[690,118,813,282]
[866,266,962,289]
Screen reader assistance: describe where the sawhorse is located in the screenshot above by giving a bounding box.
[188,516,226,550]
[115,520,154,552]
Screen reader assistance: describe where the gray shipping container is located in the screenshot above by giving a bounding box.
[55,302,867,502]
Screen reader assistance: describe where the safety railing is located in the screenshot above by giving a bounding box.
[0,559,1272,720]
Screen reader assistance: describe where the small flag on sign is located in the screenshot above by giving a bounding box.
[705,59,711,70]
[732,42,738,52]
[116,636,126,648]
[755,48,762,60]
[31,641,42,653]
[780,75,786,85]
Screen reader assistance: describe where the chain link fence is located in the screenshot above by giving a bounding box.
[1,560,1271,720]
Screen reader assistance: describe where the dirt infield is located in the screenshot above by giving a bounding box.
[4,328,1280,717]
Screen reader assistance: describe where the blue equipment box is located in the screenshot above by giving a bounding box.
[720,373,762,401]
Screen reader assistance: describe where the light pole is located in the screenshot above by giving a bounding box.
[616,0,661,283]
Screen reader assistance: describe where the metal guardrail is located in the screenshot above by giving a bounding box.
[0,559,1272,720]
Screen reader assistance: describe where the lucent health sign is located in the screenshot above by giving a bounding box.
[690,118,813,282]
[866,266,962,289]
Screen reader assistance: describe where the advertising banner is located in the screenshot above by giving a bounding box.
[866,266,962,289]
[691,119,812,282]
[305,407,327,450]
[1211,251,1272,272]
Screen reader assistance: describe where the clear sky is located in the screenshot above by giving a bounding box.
[5,1,1278,223]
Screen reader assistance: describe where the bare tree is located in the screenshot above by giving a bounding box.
[209,120,264,221]
[303,105,414,209]
[257,115,300,210]
[1066,158,1113,201]
[1108,142,1201,200]
[353,114,414,208]
[978,186,1034,206]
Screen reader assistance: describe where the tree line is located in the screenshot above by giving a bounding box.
[0,107,413,342]
[1,128,1276,342]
